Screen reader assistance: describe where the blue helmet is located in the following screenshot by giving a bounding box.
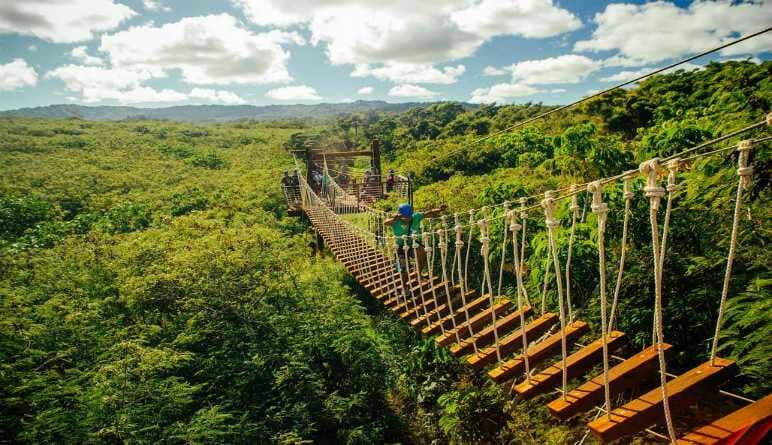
[398,203,412,217]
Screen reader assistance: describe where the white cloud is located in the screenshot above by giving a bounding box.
[357,86,374,95]
[28,45,37,52]
[265,85,321,101]
[388,84,439,99]
[47,64,247,104]
[352,63,465,84]
[143,0,171,12]
[507,55,601,84]
[189,88,247,105]
[452,0,582,39]
[483,66,506,76]
[235,0,580,67]
[0,0,135,43]
[469,83,543,103]
[599,62,703,83]
[0,59,38,91]
[575,1,772,66]
[71,46,104,66]
[46,64,172,103]
[99,14,302,85]
[550,88,567,93]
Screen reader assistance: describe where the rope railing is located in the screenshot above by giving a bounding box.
[291,113,770,445]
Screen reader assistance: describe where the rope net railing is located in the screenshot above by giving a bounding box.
[291,112,771,444]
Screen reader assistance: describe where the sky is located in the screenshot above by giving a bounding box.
[0,0,770,110]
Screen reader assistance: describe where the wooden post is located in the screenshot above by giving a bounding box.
[304,147,313,185]
[407,173,414,208]
[371,139,383,198]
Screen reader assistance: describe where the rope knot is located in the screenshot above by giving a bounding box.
[454,219,464,247]
[570,184,580,215]
[402,235,409,252]
[640,158,665,199]
[478,219,490,255]
[541,191,559,229]
[519,197,528,219]
[587,181,609,215]
[665,158,680,193]
[506,210,521,232]
[737,139,753,188]
[623,170,636,200]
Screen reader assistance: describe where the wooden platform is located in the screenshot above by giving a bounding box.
[547,343,673,421]
[487,320,589,383]
[677,393,772,444]
[513,331,626,399]
[588,357,737,443]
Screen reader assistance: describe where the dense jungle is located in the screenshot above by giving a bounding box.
[1,60,770,444]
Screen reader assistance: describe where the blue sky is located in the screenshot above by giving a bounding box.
[0,0,769,110]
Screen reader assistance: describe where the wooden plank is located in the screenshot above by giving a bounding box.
[450,306,533,357]
[677,394,772,444]
[588,357,737,443]
[513,331,626,397]
[422,291,486,336]
[466,313,557,371]
[435,298,513,347]
[548,344,672,421]
[486,320,588,380]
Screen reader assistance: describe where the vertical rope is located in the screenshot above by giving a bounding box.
[412,233,431,320]
[710,139,754,364]
[497,202,511,296]
[639,158,677,444]
[565,184,580,322]
[542,190,568,399]
[438,222,461,342]
[479,218,500,362]
[464,209,476,290]
[609,171,635,333]
[402,235,419,311]
[518,198,531,308]
[454,216,477,348]
[508,210,532,382]
[540,251,551,315]
[588,181,611,421]
[424,223,442,329]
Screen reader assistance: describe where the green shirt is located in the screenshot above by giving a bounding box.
[392,212,424,247]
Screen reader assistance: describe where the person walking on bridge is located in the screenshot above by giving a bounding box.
[385,203,446,277]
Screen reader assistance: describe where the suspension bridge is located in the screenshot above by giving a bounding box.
[280,30,772,445]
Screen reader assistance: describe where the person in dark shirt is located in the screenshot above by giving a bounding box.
[384,203,447,277]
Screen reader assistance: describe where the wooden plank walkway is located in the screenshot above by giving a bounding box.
[512,331,626,398]
[487,320,589,382]
[547,344,672,421]
[677,394,772,444]
[588,357,737,443]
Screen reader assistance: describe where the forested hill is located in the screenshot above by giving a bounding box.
[0,100,456,122]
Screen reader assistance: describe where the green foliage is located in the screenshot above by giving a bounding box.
[0,194,51,239]
[0,118,406,444]
[190,151,227,169]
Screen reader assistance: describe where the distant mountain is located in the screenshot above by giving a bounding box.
[0,101,460,122]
